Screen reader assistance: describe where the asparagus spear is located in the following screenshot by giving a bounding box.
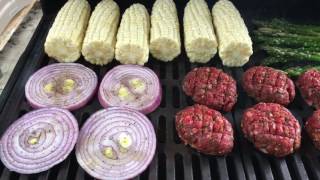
[262,46,320,62]
[284,65,320,77]
[254,34,320,49]
[261,57,291,66]
[253,19,320,36]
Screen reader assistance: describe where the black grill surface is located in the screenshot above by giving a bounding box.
[0,0,320,179]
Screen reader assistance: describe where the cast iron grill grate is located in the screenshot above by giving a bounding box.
[1,0,320,179]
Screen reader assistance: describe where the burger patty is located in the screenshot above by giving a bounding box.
[175,104,234,155]
[242,66,295,106]
[241,103,301,157]
[183,67,237,112]
[296,69,320,109]
[305,110,320,150]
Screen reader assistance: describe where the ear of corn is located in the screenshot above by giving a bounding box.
[115,4,150,65]
[44,0,91,62]
[212,0,253,67]
[183,0,218,63]
[82,0,120,65]
[150,0,181,62]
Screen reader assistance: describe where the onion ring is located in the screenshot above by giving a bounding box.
[76,107,156,180]
[0,108,79,174]
[98,65,162,114]
[25,63,98,111]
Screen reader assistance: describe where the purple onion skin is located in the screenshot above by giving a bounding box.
[76,107,157,180]
[98,65,162,114]
[0,107,79,174]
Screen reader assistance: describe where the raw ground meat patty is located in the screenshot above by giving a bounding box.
[182,67,237,112]
[296,69,320,109]
[241,103,301,157]
[175,104,234,155]
[242,66,295,106]
[305,110,320,150]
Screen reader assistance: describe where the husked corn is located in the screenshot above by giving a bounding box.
[212,0,253,67]
[183,0,218,63]
[82,0,120,65]
[44,0,91,62]
[150,0,181,62]
[115,4,150,65]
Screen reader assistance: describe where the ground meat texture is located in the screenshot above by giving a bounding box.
[296,69,320,109]
[242,66,295,106]
[175,104,234,155]
[183,67,237,112]
[305,110,320,150]
[241,103,301,157]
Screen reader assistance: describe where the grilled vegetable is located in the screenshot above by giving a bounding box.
[76,107,156,180]
[212,0,253,67]
[0,108,78,174]
[262,46,320,62]
[25,63,98,111]
[183,0,217,63]
[44,0,91,62]
[150,0,181,62]
[115,4,150,65]
[284,65,320,77]
[82,0,120,65]
[98,65,162,114]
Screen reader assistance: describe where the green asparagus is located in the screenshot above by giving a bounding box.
[284,65,320,77]
[262,46,320,62]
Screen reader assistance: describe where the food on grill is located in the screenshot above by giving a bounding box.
[76,107,156,180]
[182,67,237,112]
[0,108,78,174]
[150,0,181,62]
[242,66,295,106]
[305,110,320,150]
[44,0,91,62]
[253,19,320,67]
[176,104,234,155]
[296,69,320,109]
[82,0,120,65]
[241,103,301,157]
[98,65,161,114]
[115,4,150,65]
[212,0,253,67]
[183,0,217,63]
[285,65,320,77]
[25,63,98,111]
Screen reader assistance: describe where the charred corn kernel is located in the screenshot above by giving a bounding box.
[183,0,217,63]
[44,83,54,93]
[150,0,181,61]
[44,0,91,62]
[115,4,150,65]
[82,0,120,65]
[212,0,253,67]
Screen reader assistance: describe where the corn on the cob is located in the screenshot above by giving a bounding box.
[44,0,91,62]
[81,0,120,65]
[115,4,150,65]
[183,0,217,63]
[212,0,253,67]
[150,0,181,62]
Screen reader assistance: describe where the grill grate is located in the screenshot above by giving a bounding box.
[1,0,320,179]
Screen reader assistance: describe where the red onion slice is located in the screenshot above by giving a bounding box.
[98,65,162,114]
[0,108,79,174]
[76,107,156,180]
[25,63,98,111]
